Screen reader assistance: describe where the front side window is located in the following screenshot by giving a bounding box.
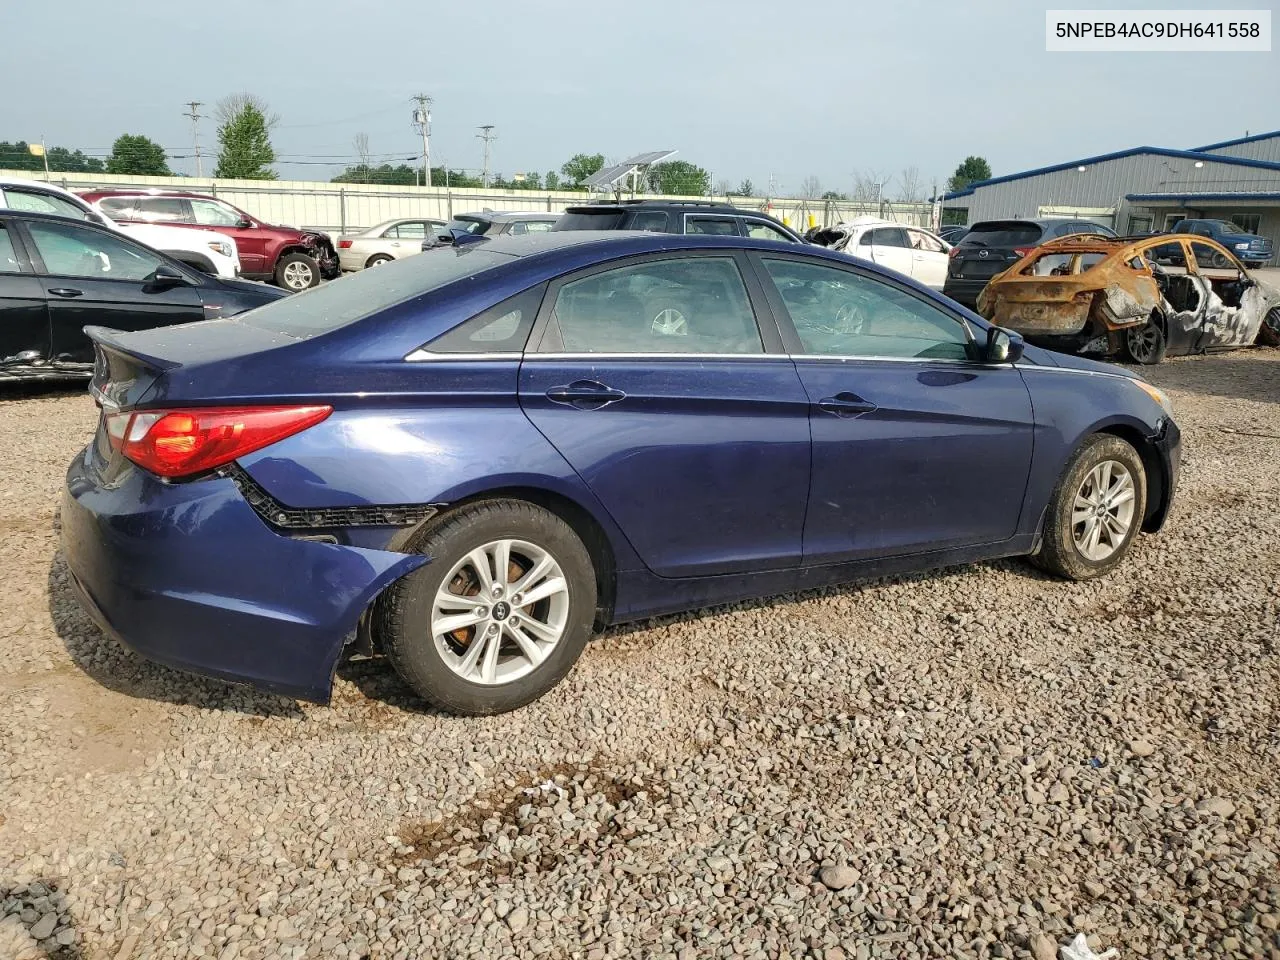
[0,224,23,273]
[27,220,165,281]
[135,198,191,223]
[2,188,95,222]
[1188,239,1240,272]
[544,256,762,355]
[189,199,243,227]
[762,258,971,361]
[523,220,554,233]
[744,219,793,243]
[907,229,946,253]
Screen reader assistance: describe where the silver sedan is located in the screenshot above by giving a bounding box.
[337,218,448,272]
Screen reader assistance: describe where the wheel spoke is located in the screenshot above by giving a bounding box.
[436,588,480,610]
[519,576,567,608]
[481,627,501,683]
[510,554,554,596]
[466,547,494,593]
[434,610,487,635]
[504,622,544,666]
[1103,513,1129,541]
[515,615,560,643]
[457,627,490,676]
[493,539,512,588]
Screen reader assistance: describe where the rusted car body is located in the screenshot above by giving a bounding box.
[976,234,1280,363]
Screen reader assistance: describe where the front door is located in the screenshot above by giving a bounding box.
[188,198,263,274]
[856,226,916,278]
[905,228,949,289]
[518,252,811,578]
[21,218,206,365]
[752,254,1035,564]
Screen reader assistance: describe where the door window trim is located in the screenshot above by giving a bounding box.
[525,249,788,357]
[0,218,36,273]
[743,250,991,366]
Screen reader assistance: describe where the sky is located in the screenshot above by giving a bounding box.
[7,0,1277,197]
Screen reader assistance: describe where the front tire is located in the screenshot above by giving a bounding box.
[380,500,597,715]
[1031,435,1147,581]
[274,252,320,291]
[1124,315,1167,365]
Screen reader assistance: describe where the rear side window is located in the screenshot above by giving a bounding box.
[446,217,491,236]
[629,210,669,232]
[963,223,1043,247]
[136,198,191,223]
[543,256,762,354]
[0,224,23,273]
[685,217,739,236]
[425,284,545,354]
[97,197,138,219]
[236,246,516,339]
[553,211,627,231]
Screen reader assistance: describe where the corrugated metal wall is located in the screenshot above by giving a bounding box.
[1198,134,1280,164]
[942,153,1280,225]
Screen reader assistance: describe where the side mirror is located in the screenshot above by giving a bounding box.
[984,325,1025,364]
[237,218,254,229]
[146,265,192,291]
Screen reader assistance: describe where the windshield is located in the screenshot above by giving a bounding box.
[447,217,492,236]
[1207,220,1245,233]
[235,246,515,338]
[552,211,627,231]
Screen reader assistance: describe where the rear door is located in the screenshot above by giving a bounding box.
[0,218,50,364]
[752,253,1034,563]
[20,218,205,365]
[905,228,949,289]
[856,227,915,277]
[518,251,812,578]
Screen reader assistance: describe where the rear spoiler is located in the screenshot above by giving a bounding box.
[86,326,177,411]
[85,326,183,372]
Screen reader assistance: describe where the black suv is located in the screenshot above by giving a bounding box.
[943,218,1117,307]
[552,200,804,243]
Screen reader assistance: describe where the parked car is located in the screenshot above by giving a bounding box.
[337,218,449,271]
[63,232,1179,715]
[944,218,1118,307]
[0,177,240,279]
[1153,219,1274,268]
[423,212,560,251]
[976,233,1280,364]
[808,217,951,289]
[78,190,340,291]
[938,224,969,244]
[0,210,284,381]
[552,199,803,243]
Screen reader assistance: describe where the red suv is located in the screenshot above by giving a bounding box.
[78,190,340,291]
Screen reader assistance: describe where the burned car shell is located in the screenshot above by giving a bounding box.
[976,234,1279,359]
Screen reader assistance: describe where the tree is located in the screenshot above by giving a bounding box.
[106,134,171,176]
[545,171,561,191]
[851,170,890,205]
[896,165,923,203]
[214,94,278,180]
[647,160,710,196]
[735,178,755,197]
[0,141,104,173]
[946,156,992,194]
[821,190,847,201]
[800,175,823,200]
[353,132,372,169]
[560,153,604,187]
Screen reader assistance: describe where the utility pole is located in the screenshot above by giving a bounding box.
[183,101,204,178]
[476,125,497,189]
[412,94,433,188]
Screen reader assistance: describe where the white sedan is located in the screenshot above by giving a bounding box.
[811,216,951,290]
[337,218,448,272]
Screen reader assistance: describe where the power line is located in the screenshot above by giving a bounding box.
[183,102,204,177]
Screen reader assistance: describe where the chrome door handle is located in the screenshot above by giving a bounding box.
[546,379,626,410]
[49,287,83,298]
[817,392,877,418]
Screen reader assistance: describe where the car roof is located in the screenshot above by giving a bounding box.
[0,208,120,231]
[79,188,218,201]
[565,200,767,215]
[469,229,861,261]
[455,211,558,223]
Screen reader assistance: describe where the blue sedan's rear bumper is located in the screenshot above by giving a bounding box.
[61,449,425,703]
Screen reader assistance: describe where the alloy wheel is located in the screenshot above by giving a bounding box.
[431,539,570,686]
[1071,460,1136,561]
[283,261,314,290]
[1126,324,1161,363]
[651,308,689,336]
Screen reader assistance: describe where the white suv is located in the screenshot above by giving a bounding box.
[0,178,240,278]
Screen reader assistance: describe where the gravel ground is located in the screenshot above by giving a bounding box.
[1,350,1278,960]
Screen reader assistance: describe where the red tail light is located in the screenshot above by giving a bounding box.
[337,239,353,248]
[106,405,332,478]
[1013,246,1035,257]
[948,246,961,258]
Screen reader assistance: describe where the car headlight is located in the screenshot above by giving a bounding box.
[1133,378,1174,417]
[1235,242,1250,250]
[208,240,234,258]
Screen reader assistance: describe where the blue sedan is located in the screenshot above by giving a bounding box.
[62,232,1181,714]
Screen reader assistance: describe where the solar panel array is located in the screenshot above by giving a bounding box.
[581,150,678,189]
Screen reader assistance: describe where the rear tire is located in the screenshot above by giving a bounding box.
[1124,315,1167,365]
[366,254,393,268]
[1257,307,1280,347]
[1031,435,1147,581]
[380,500,596,715]
[274,252,320,291]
